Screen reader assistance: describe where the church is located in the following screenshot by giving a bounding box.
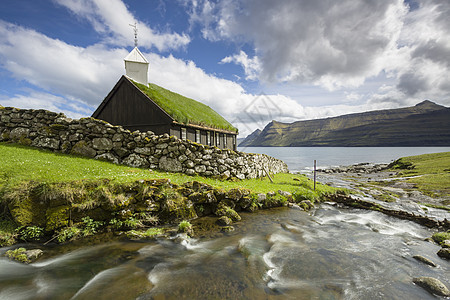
[92,34,238,151]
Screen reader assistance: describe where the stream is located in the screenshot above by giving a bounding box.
[1,202,449,300]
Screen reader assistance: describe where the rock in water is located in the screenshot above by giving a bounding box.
[412,255,437,267]
[413,277,450,297]
[25,249,44,263]
[437,248,450,259]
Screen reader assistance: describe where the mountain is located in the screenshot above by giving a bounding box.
[239,129,261,147]
[241,100,450,147]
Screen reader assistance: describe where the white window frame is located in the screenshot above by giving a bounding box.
[181,128,187,140]
[216,132,220,145]
[206,132,210,145]
[224,134,227,147]
[195,130,201,143]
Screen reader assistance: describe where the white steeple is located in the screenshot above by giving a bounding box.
[124,23,149,85]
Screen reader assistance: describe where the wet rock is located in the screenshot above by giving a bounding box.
[221,226,235,232]
[441,240,450,248]
[437,248,450,259]
[5,248,43,264]
[413,255,437,267]
[413,277,450,297]
[24,249,44,263]
[299,200,314,210]
[216,216,232,226]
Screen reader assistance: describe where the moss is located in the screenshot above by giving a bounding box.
[1,131,10,140]
[0,219,18,247]
[432,232,450,245]
[5,248,29,263]
[215,203,241,221]
[18,137,32,146]
[178,220,192,232]
[49,123,68,131]
[45,205,69,231]
[159,188,197,222]
[264,193,288,208]
[126,227,164,240]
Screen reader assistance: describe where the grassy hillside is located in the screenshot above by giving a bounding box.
[134,81,238,133]
[389,152,450,197]
[0,143,337,246]
[0,143,334,196]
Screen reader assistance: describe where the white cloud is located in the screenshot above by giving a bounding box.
[0,91,93,119]
[220,50,261,81]
[0,21,126,106]
[54,0,190,51]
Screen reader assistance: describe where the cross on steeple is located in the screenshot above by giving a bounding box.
[129,22,138,47]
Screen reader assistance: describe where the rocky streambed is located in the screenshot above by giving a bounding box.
[314,162,450,297]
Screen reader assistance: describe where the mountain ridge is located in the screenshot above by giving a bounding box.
[240,101,450,147]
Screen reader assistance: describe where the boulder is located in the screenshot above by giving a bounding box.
[95,153,120,164]
[10,127,29,140]
[159,156,182,172]
[71,141,96,158]
[194,164,207,173]
[32,137,60,150]
[437,248,450,259]
[413,277,450,297]
[92,138,113,151]
[134,147,152,155]
[123,154,148,168]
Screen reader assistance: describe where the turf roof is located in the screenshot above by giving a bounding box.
[133,81,238,133]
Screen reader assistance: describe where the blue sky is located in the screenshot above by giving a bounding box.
[1,0,449,137]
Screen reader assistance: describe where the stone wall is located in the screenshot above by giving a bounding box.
[0,106,288,178]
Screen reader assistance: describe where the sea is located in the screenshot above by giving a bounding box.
[238,146,450,172]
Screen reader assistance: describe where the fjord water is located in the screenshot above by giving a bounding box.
[239,146,450,171]
[1,206,448,299]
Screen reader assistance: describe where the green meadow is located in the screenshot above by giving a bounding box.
[389,151,450,197]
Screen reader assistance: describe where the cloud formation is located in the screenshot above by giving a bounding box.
[54,0,190,51]
[188,0,407,88]
[188,0,450,108]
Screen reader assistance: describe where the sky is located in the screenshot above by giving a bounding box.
[0,0,449,137]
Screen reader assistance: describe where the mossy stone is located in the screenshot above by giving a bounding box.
[9,197,47,228]
[45,205,69,231]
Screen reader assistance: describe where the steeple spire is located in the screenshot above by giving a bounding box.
[129,22,138,47]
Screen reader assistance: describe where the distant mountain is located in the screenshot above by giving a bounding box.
[239,129,261,147]
[240,100,450,147]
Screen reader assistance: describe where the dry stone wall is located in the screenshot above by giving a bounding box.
[0,106,288,178]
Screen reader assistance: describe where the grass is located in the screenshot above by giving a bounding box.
[134,81,238,133]
[389,152,450,197]
[0,143,335,196]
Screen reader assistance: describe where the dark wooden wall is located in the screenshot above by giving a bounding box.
[93,77,173,133]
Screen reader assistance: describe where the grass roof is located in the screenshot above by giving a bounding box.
[133,81,238,133]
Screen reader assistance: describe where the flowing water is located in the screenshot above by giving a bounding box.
[1,205,448,300]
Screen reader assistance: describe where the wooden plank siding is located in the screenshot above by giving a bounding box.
[93,76,237,150]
